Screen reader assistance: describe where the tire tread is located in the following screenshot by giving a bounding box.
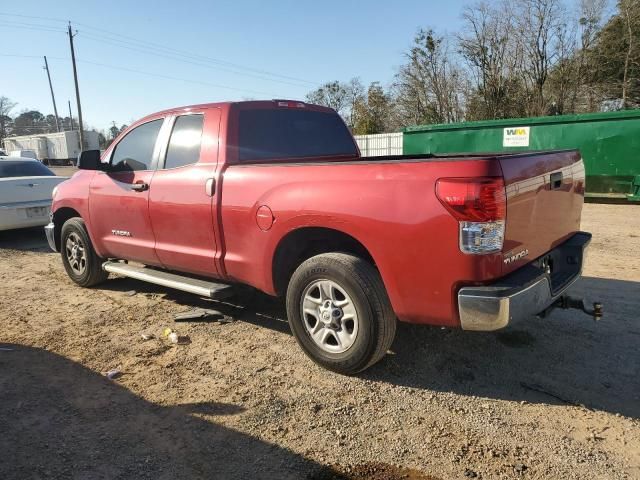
[60,217,108,287]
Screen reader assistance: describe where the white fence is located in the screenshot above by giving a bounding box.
[354,132,403,157]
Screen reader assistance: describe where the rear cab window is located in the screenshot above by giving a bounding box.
[0,161,55,178]
[236,107,357,162]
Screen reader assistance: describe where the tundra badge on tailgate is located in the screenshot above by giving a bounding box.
[503,248,529,265]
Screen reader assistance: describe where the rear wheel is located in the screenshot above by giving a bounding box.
[60,217,108,287]
[286,253,396,374]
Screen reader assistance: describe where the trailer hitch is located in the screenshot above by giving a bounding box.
[557,295,603,320]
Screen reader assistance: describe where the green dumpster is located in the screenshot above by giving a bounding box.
[403,110,640,202]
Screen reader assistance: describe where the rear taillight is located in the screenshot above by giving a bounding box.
[436,177,506,254]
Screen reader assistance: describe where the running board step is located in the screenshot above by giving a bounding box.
[102,261,234,299]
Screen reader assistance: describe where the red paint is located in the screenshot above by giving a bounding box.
[51,101,585,328]
[499,152,584,273]
[147,108,221,276]
[89,169,161,265]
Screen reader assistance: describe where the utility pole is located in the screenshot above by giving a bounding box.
[68,100,74,130]
[68,22,85,149]
[43,56,60,132]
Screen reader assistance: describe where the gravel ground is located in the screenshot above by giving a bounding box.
[0,203,638,479]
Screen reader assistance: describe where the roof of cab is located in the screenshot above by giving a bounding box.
[137,100,333,122]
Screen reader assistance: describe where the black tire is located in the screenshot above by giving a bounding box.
[60,217,108,287]
[286,253,396,374]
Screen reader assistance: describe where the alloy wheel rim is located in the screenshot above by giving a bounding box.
[65,232,87,275]
[301,279,359,354]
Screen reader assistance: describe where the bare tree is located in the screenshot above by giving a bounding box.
[458,2,525,119]
[514,0,565,115]
[306,81,351,116]
[620,0,640,108]
[586,0,640,108]
[573,0,607,110]
[0,96,17,143]
[309,0,636,128]
[394,29,465,125]
[346,78,365,129]
[548,19,578,114]
[351,82,393,134]
[306,78,366,128]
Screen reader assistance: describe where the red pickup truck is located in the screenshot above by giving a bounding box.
[46,100,593,374]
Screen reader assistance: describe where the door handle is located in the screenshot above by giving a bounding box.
[205,178,216,197]
[550,172,563,189]
[130,182,149,192]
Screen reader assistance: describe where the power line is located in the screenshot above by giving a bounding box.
[71,22,316,85]
[0,53,52,59]
[0,53,285,97]
[0,13,317,87]
[0,21,65,33]
[0,18,64,29]
[77,32,312,89]
[0,12,68,23]
[76,58,283,96]
[0,18,312,89]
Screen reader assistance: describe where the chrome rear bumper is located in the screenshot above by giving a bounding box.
[458,232,591,331]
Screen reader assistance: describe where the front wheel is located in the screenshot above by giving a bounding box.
[60,217,108,287]
[286,253,396,374]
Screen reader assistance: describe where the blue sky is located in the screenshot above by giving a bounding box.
[1,0,470,131]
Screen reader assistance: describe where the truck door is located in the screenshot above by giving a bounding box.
[89,118,165,265]
[147,109,221,277]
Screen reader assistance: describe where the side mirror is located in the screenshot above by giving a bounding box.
[77,150,103,170]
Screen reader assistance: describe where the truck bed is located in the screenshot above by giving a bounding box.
[237,149,579,165]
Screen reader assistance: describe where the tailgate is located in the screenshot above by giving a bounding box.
[499,150,585,274]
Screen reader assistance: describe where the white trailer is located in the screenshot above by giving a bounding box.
[3,131,99,164]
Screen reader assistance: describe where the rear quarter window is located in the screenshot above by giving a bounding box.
[163,114,204,169]
[237,109,357,162]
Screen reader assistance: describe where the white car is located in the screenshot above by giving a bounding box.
[0,159,67,231]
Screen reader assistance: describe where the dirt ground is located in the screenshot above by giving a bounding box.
[0,203,638,480]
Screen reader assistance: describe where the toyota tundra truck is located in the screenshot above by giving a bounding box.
[45,100,594,374]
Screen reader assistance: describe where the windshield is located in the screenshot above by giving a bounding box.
[0,161,56,178]
[237,108,357,162]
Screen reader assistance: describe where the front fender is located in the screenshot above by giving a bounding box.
[51,171,104,256]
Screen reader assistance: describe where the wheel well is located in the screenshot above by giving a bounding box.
[52,207,81,250]
[272,227,375,296]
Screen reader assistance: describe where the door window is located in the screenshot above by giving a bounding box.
[111,119,163,171]
[164,114,204,169]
